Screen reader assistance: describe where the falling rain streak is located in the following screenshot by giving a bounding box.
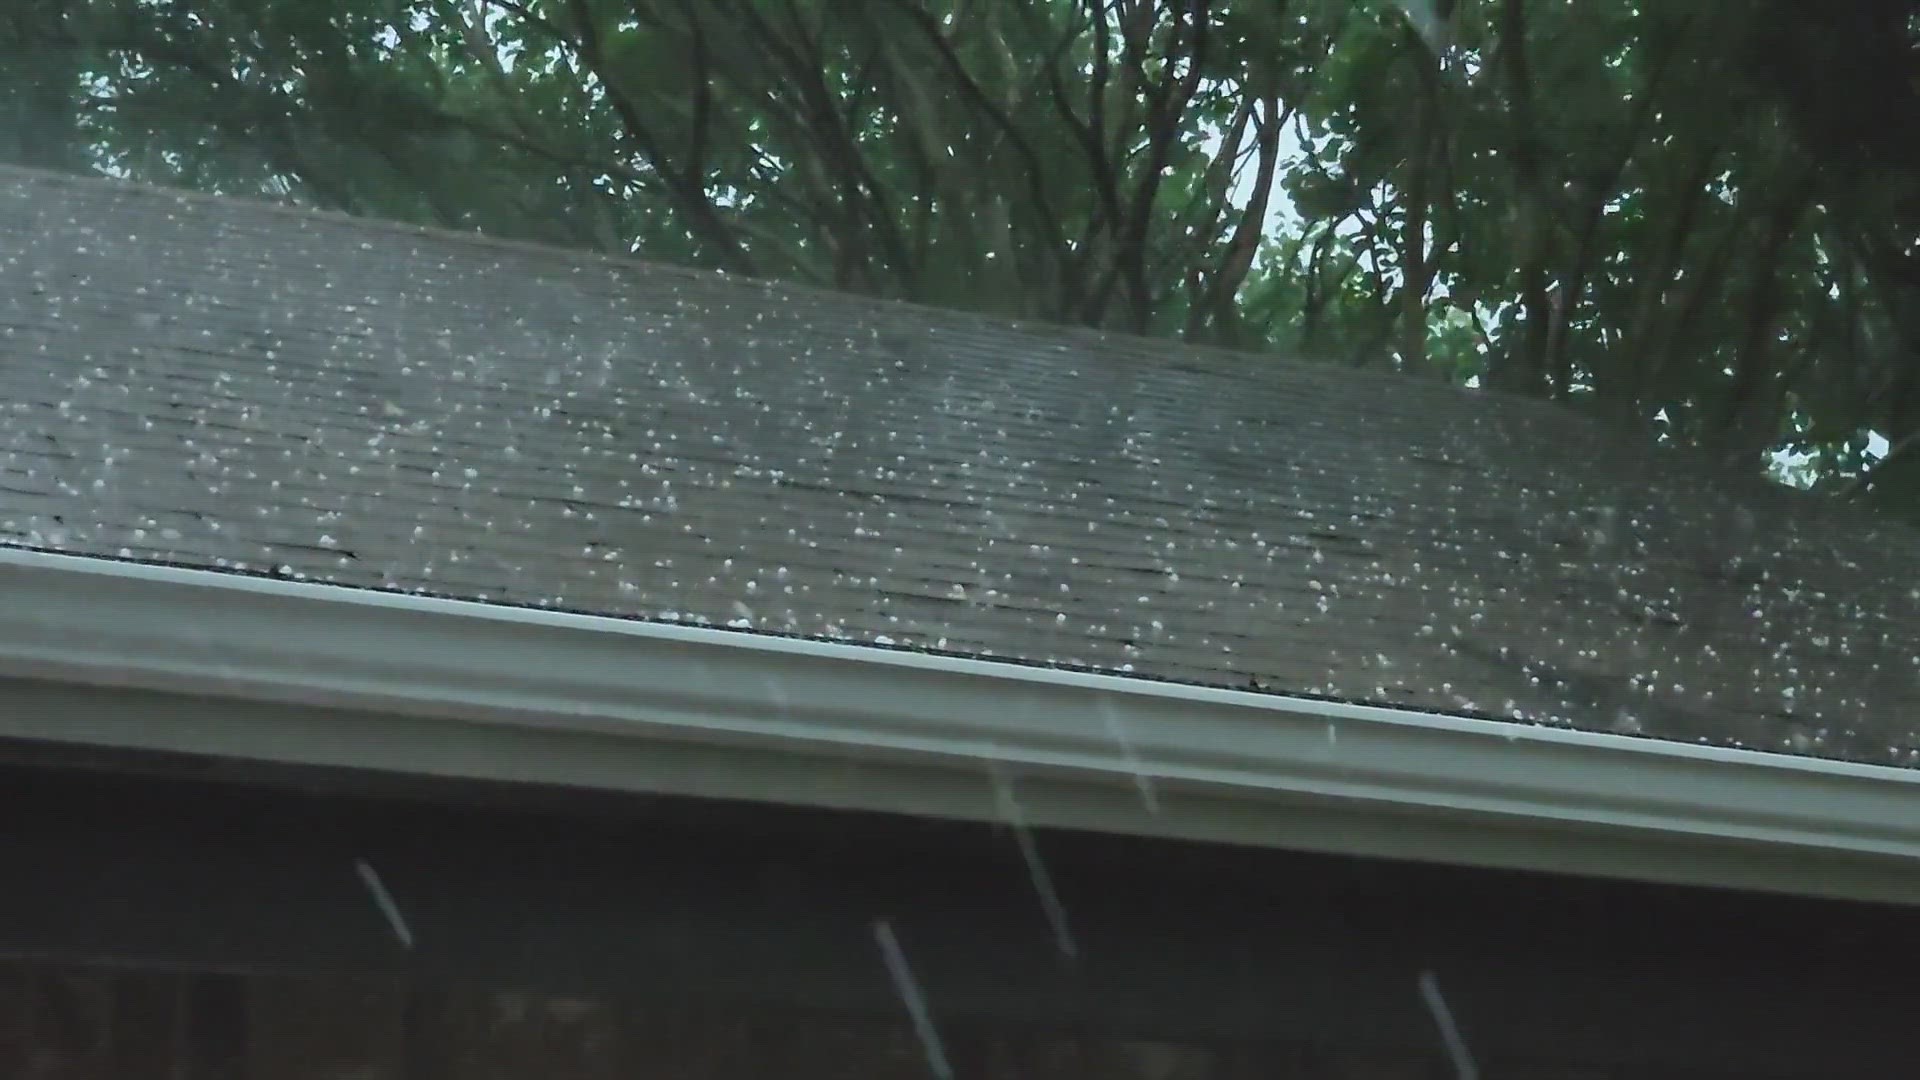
[355,857,415,950]
[1418,969,1478,1080]
[872,920,954,1080]
[989,762,1078,959]
[1098,694,1161,816]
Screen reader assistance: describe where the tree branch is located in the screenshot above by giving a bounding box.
[1187,92,1287,343]
[1488,0,1553,394]
[883,0,1070,261]
[555,0,756,272]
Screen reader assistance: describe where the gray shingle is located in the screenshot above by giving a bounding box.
[3,164,1917,765]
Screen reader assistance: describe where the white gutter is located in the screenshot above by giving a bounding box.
[2,545,1918,905]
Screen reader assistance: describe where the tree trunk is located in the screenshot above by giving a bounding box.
[1708,167,1814,466]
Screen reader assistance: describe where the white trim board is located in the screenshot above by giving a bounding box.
[2,546,1918,905]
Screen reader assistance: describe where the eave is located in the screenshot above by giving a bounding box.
[2,545,1917,905]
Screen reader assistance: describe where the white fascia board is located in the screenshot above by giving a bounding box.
[2,546,1919,905]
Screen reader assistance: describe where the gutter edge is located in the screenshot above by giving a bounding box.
[2,546,1915,902]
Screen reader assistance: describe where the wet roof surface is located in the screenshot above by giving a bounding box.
[3,165,1918,765]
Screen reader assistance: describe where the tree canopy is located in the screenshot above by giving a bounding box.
[4,0,1917,508]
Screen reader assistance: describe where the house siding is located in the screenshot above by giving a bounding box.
[0,962,1662,1080]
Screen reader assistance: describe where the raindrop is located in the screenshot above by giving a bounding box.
[989,763,1077,959]
[354,857,414,950]
[872,921,953,1080]
[1098,696,1160,815]
[1419,970,1477,1080]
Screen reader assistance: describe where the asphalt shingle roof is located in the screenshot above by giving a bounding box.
[4,164,1917,765]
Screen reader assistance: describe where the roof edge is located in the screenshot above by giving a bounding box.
[2,547,1918,904]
